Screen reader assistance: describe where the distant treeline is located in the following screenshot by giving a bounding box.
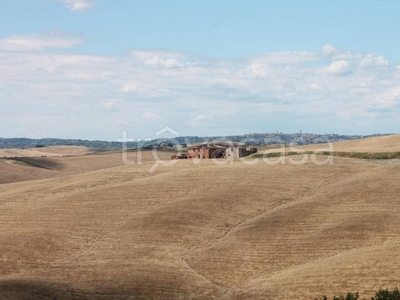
[0,133,392,150]
[0,138,129,150]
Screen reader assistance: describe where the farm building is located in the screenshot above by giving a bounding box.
[187,144,227,159]
[171,142,257,159]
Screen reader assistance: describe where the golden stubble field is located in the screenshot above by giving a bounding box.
[0,139,400,299]
[299,134,400,153]
[0,146,94,158]
[0,147,174,184]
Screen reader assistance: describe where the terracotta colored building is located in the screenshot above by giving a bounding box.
[185,142,257,159]
[187,144,226,159]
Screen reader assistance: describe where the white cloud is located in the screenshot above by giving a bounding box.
[121,83,138,93]
[142,111,159,120]
[322,44,336,57]
[102,101,118,111]
[321,44,363,60]
[251,51,318,64]
[322,44,389,73]
[130,50,185,60]
[351,88,371,94]
[194,114,208,121]
[1,41,399,139]
[0,31,82,52]
[326,60,352,76]
[373,86,400,108]
[186,109,235,127]
[144,56,183,69]
[310,83,322,91]
[59,0,96,12]
[359,54,389,69]
[249,63,271,78]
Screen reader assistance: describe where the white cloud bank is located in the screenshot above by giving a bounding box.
[0,41,399,139]
[359,54,389,69]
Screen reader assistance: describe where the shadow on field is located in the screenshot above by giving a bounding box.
[0,280,81,300]
[0,279,182,300]
[9,157,62,170]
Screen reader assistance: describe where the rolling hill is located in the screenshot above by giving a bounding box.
[0,146,94,158]
[0,138,400,299]
[298,134,400,153]
[0,146,174,184]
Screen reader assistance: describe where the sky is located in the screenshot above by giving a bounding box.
[1,0,400,140]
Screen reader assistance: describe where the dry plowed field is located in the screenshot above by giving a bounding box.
[0,148,173,184]
[0,139,400,299]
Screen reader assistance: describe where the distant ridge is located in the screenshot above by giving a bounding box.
[0,133,394,149]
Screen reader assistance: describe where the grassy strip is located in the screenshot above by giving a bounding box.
[252,151,400,160]
[252,151,312,158]
[332,151,400,159]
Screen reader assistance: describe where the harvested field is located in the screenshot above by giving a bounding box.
[0,146,94,158]
[0,136,400,299]
[298,134,400,153]
[0,149,175,184]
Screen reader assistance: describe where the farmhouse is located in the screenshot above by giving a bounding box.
[172,142,257,159]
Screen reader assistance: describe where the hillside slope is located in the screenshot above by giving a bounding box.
[1,156,400,299]
[0,146,94,158]
[299,134,400,153]
[0,150,173,184]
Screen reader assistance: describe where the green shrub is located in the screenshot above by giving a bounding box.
[314,292,359,300]
[334,292,359,300]
[314,288,400,300]
[371,288,400,300]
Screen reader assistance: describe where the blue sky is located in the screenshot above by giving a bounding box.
[1,0,400,140]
